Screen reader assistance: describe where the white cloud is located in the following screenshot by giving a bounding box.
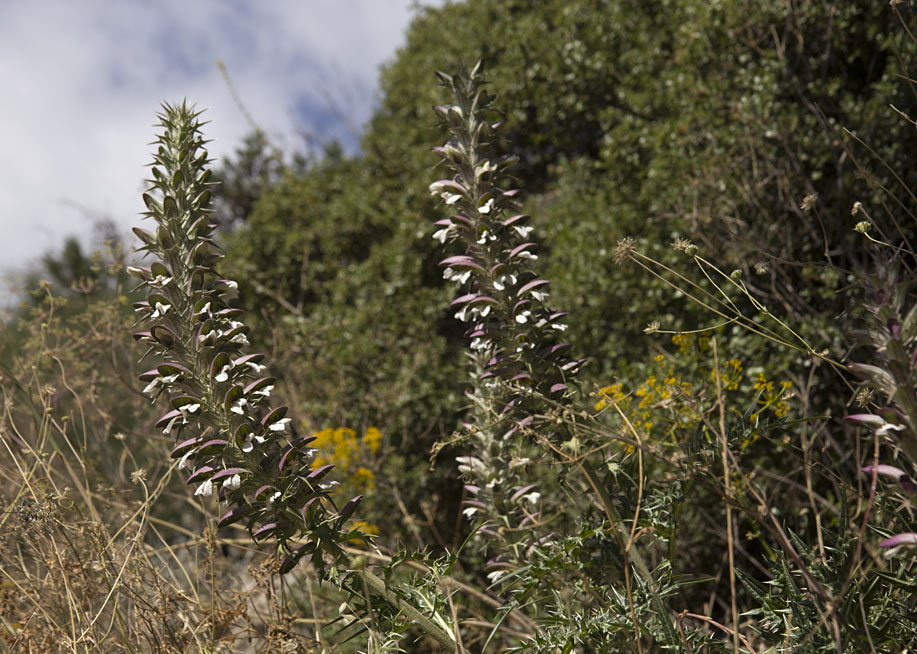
[0,0,442,300]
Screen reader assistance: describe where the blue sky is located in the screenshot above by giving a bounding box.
[0,0,443,302]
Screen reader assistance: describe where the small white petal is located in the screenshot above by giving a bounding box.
[223,474,241,490]
[194,480,214,497]
[150,302,171,319]
[522,492,541,506]
[478,198,495,214]
[269,417,292,432]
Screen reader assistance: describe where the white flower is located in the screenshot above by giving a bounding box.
[151,274,173,286]
[230,397,248,415]
[162,415,181,435]
[428,181,445,195]
[477,230,490,244]
[479,198,495,214]
[462,507,478,518]
[318,480,340,491]
[531,290,549,302]
[513,225,534,238]
[223,474,241,490]
[150,302,171,319]
[522,491,541,506]
[269,491,282,503]
[470,337,491,351]
[269,417,292,433]
[177,450,193,470]
[241,432,267,453]
[516,250,537,261]
[221,280,239,300]
[194,480,214,497]
[551,323,568,331]
[199,329,220,345]
[195,301,211,316]
[178,403,201,416]
[443,268,471,284]
[455,306,473,322]
[214,364,232,383]
[877,423,906,437]
[486,570,507,584]
[254,384,274,398]
[443,193,462,205]
[515,310,532,324]
[230,333,250,346]
[474,160,496,178]
[493,274,516,291]
[479,305,491,317]
[433,226,451,243]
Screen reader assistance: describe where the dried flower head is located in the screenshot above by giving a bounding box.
[672,238,693,253]
[855,388,875,408]
[800,193,817,212]
[613,237,636,264]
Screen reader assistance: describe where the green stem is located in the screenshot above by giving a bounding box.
[354,568,457,651]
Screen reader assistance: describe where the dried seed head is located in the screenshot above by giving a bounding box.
[613,237,636,264]
[800,193,817,212]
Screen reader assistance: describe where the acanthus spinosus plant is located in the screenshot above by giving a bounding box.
[430,64,678,642]
[845,252,917,556]
[129,102,362,575]
[430,62,584,548]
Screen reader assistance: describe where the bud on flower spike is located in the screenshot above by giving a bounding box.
[131,102,359,576]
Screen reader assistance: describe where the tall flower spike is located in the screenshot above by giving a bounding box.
[131,102,358,574]
[431,63,583,547]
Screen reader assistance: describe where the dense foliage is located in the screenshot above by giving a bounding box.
[3,0,917,652]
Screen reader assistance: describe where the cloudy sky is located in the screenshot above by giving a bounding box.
[0,0,442,302]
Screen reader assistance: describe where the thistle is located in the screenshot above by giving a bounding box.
[129,102,359,574]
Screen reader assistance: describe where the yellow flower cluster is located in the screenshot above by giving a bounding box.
[752,374,792,419]
[311,426,382,492]
[594,334,793,448]
[672,331,711,356]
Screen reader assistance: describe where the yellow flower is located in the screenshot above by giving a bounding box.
[352,466,376,491]
[363,427,382,454]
